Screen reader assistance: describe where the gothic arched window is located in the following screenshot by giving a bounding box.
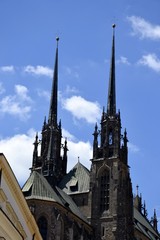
[38,216,48,240]
[109,130,113,145]
[100,170,110,212]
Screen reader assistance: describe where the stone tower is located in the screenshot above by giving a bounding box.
[90,25,134,240]
[31,38,68,187]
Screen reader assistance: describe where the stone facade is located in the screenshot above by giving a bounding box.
[27,199,92,240]
[0,153,42,240]
[70,192,90,219]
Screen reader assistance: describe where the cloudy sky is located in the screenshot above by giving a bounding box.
[0,0,160,224]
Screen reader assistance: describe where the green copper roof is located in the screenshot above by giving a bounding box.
[22,170,88,223]
[58,161,90,194]
[22,171,62,203]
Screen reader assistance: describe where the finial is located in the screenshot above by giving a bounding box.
[36,131,38,138]
[101,106,105,121]
[43,116,46,125]
[136,184,139,196]
[153,209,158,231]
[78,156,80,162]
[59,119,61,128]
[63,138,68,152]
[124,128,128,141]
[56,37,59,47]
[33,132,38,144]
[112,24,116,36]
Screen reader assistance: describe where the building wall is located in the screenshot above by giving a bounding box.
[27,199,92,240]
[89,157,133,240]
[0,209,23,240]
[0,153,42,240]
[69,192,91,220]
[134,229,150,240]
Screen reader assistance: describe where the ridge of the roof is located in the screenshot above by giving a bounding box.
[58,161,90,194]
[73,161,90,173]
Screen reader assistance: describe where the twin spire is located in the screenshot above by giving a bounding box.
[49,25,117,121]
[46,24,116,128]
[32,26,117,176]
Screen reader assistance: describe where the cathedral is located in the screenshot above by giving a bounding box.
[22,26,160,240]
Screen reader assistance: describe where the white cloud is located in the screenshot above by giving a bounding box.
[0,82,5,95]
[138,53,160,73]
[0,97,31,120]
[0,129,35,186]
[65,85,79,95]
[61,128,92,170]
[117,56,130,65]
[0,65,15,73]
[15,85,32,102]
[0,129,92,185]
[63,66,79,79]
[62,128,76,142]
[128,142,140,153]
[37,89,50,101]
[87,59,99,68]
[0,84,33,120]
[37,89,63,102]
[62,95,101,124]
[24,65,53,78]
[127,16,160,40]
[66,139,92,171]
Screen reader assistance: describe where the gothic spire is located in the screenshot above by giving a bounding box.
[62,138,68,175]
[107,24,116,116]
[32,132,39,170]
[93,123,99,158]
[153,209,158,231]
[48,37,59,126]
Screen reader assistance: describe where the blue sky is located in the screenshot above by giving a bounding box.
[0,0,160,224]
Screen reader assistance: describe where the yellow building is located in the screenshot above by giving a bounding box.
[0,153,42,240]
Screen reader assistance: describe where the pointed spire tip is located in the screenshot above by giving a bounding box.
[112,24,116,28]
[56,37,59,48]
[107,24,116,115]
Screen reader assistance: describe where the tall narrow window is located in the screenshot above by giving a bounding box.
[109,130,113,145]
[38,216,48,240]
[100,170,110,212]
